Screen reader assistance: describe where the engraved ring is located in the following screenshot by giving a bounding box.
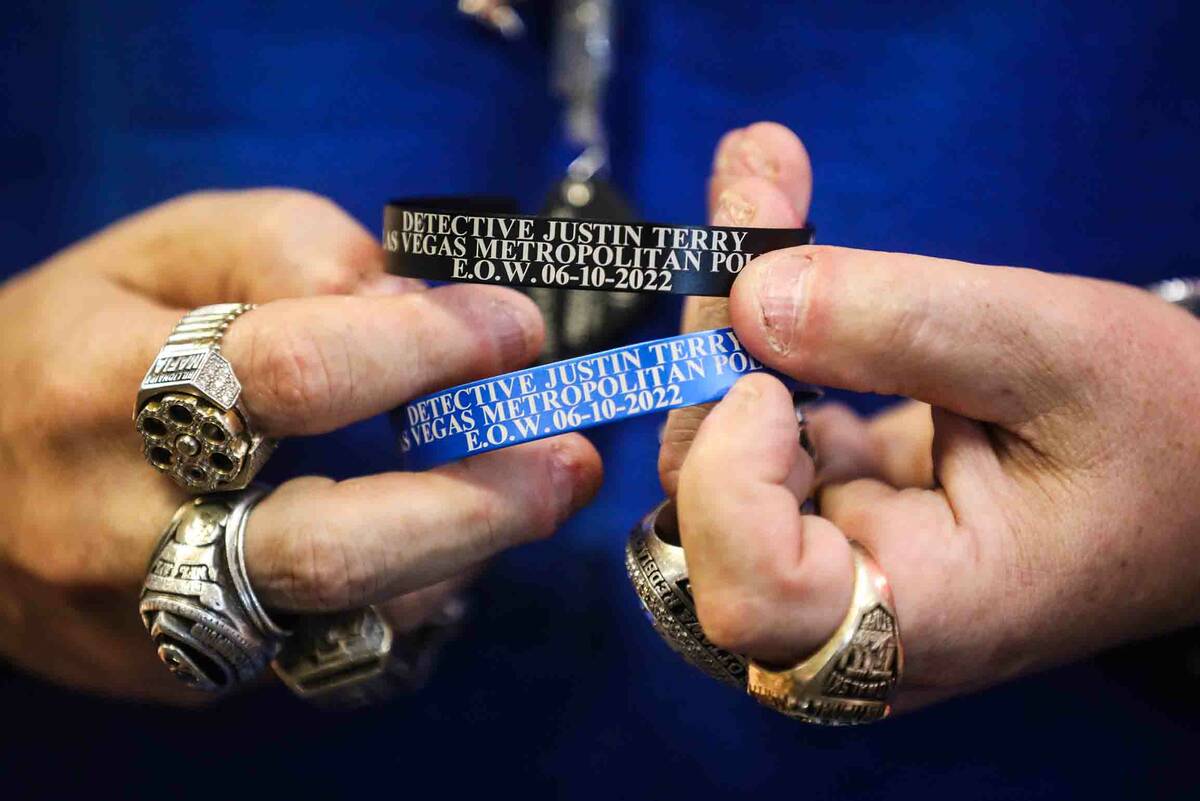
[272,597,468,709]
[139,486,287,692]
[626,499,749,687]
[135,303,275,493]
[629,398,819,688]
[746,540,903,725]
[142,487,466,704]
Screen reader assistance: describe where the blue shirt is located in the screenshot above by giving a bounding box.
[2,2,1197,798]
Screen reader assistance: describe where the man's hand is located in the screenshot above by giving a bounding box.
[0,190,602,702]
[664,124,1200,711]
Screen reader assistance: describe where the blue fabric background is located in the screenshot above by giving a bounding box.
[2,2,1198,798]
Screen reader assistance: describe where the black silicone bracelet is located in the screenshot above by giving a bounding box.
[383,198,814,297]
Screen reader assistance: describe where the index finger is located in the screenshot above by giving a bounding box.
[677,373,854,665]
[217,283,544,436]
[72,189,409,307]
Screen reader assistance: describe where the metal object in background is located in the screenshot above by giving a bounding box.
[532,175,648,361]
[459,0,651,360]
[553,0,614,177]
[139,487,282,692]
[530,0,652,359]
[135,303,274,493]
[1147,276,1200,316]
[530,0,653,361]
[457,0,614,170]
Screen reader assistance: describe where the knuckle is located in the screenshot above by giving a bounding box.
[279,518,368,610]
[532,443,580,533]
[245,314,346,424]
[310,263,361,296]
[675,441,718,503]
[694,588,772,654]
[249,188,343,226]
[248,189,368,294]
[28,363,113,437]
[656,455,683,498]
[658,412,705,492]
[828,483,891,536]
[11,519,112,597]
[462,486,507,546]
[20,543,85,591]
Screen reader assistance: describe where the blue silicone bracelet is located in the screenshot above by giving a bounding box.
[394,327,815,470]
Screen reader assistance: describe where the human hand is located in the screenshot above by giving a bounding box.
[663,124,1200,710]
[0,190,601,702]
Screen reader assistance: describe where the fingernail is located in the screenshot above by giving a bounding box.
[712,190,756,226]
[735,136,780,179]
[487,296,539,365]
[357,274,422,295]
[754,254,809,355]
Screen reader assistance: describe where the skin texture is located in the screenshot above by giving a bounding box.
[0,189,602,703]
[663,123,1200,712]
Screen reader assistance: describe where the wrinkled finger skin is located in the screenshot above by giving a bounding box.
[675,124,1200,714]
[0,190,601,703]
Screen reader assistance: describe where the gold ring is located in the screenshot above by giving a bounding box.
[747,540,902,725]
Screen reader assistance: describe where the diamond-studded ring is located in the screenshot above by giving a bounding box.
[135,303,274,493]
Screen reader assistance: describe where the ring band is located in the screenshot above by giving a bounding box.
[747,540,903,725]
[139,487,284,692]
[142,489,463,704]
[272,600,468,708]
[224,490,291,641]
[135,303,275,492]
[625,501,749,687]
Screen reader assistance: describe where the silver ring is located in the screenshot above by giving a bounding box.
[139,486,285,692]
[625,501,749,687]
[225,490,291,641]
[631,392,820,686]
[272,599,468,708]
[135,303,275,492]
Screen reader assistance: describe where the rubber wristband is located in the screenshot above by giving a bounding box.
[394,327,816,470]
[384,198,814,297]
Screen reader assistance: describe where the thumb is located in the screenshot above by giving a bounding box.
[729,245,1100,426]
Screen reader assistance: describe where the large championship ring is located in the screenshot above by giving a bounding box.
[747,540,903,725]
[135,303,274,492]
[139,487,288,692]
[629,400,821,688]
[625,500,749,687]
